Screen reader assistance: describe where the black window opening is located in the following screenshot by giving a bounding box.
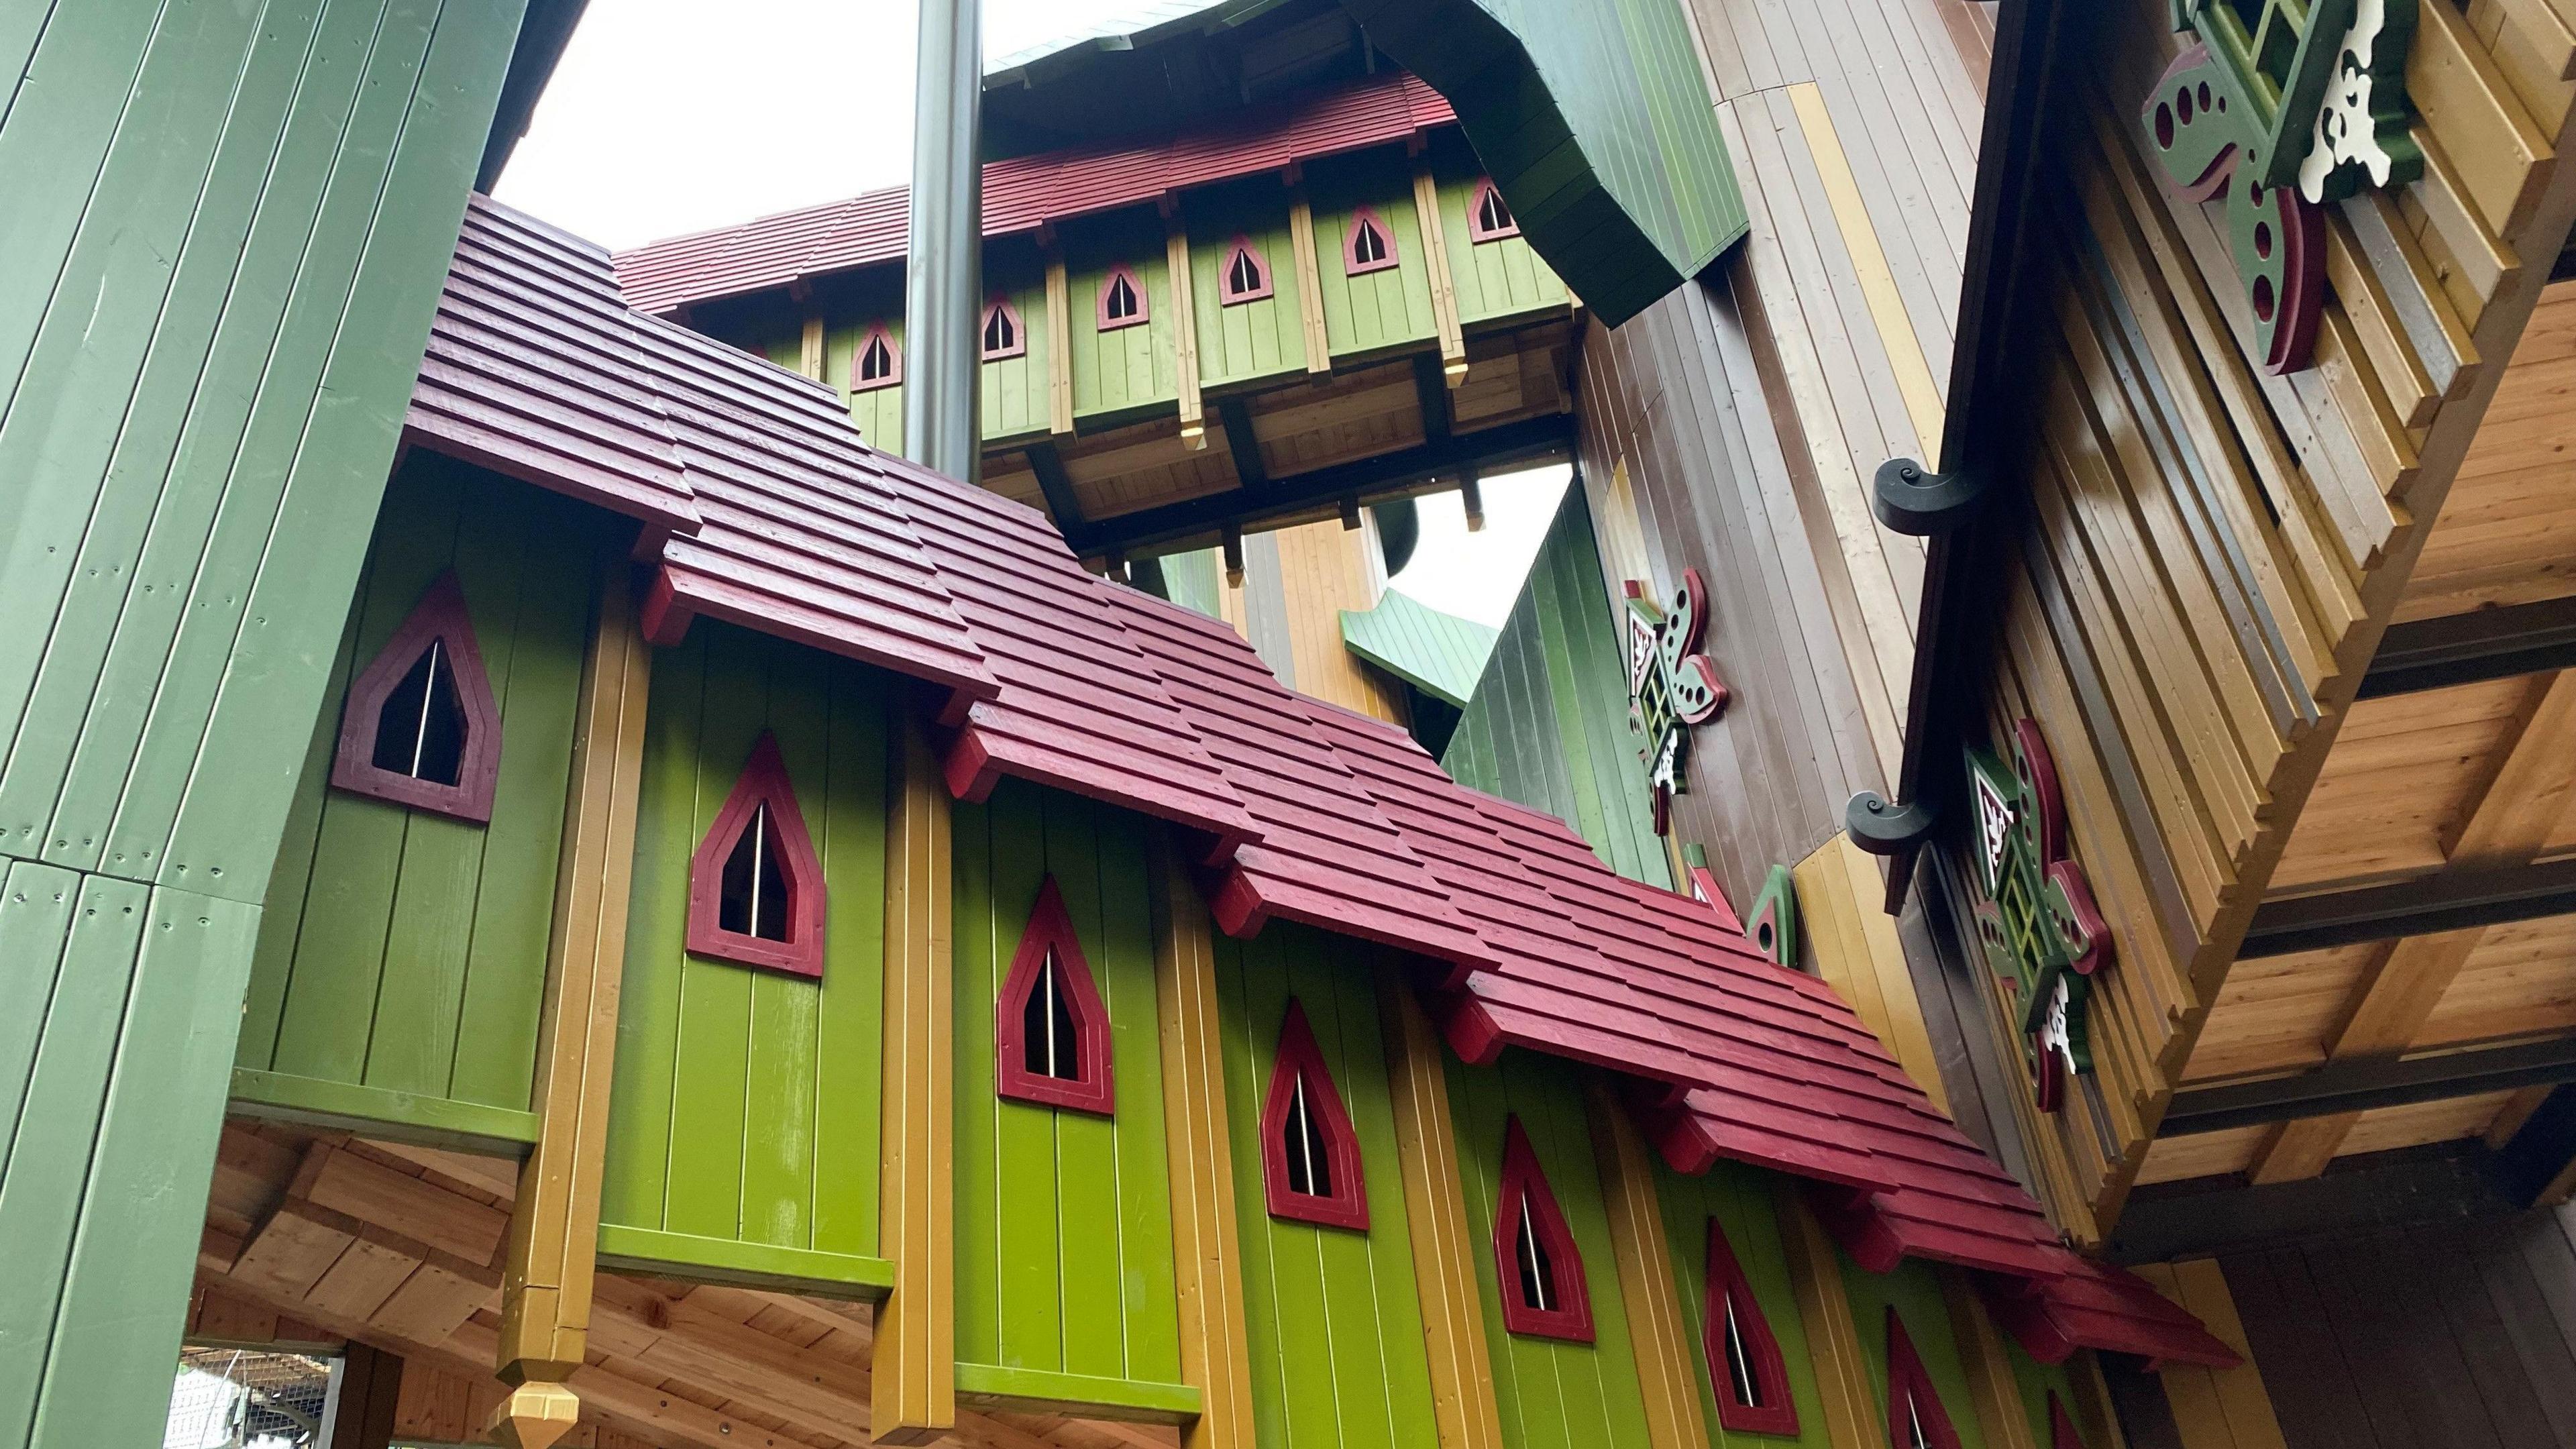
[1228,248,1265,297]
[370,638,466,786]
[1479,186,1513,235]
[719,801,792,942]
[859,331,895,382]
[1902,1394,1936,1449]
[1106,274,1140,321]
[1281,1073,1334,1198]
[1022,950,1085,1082]
[981,302,1018,358]
[1721,1294,1762,1407]
[1514,1194,1558,1313]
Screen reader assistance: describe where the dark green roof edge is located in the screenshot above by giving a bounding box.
[478,0,588,191]
[1340,590,1501,706]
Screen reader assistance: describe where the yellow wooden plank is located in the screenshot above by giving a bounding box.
[1587,1083,1710,1449]
[1837,837,1950,1116]
[873,712,955,1444]
[2411,0,2557,238]
[1939,1267,2039,1449]
[1167,219,1207,450]
[1774,1185,1878,1449]
[2065,1352,2133,1449]
[1046,249,1075,436]
[1287,189,1332,375]
[1788,81,1945,462]
[2162,1260,2289,1449]
[1379,976,1505,1449]
[799,314,824,382]
[1413,163,1468,384]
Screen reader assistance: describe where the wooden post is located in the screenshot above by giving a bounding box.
[1044,245,1075,436]
[489,561,655,1449]
[1411,161,1468,386]
[1378,976,1505,1449]
[1166,213,1207,449]
[1776,1185,1883,1449]
[330,1342,407,1449]
[2127,1262,2288,1449]
[874,712,956,1444]
[1587,1082,1710,1449]
[799,313,826,382]
[1939,1267,2039,1449]
[2064,1351,2133,1449]
[1150,827,1256,1449]
[1287,184,1332,374]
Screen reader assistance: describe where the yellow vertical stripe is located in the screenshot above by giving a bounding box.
[1787,83,1946,462]
[1379,976,1506,1449]
[874,713,955,1444]
[1588,1083,1711,1449]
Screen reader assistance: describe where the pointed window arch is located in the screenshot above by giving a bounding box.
[1886,1311,1964,1449]
[1494,1117,1593,1340]
[1260,1000,1368,1230]
[685,733,826,979]
[995,876,1116,1115]
[853,321,901,392]
[2049,1394,2088,1449]
[1468,178,1520,242]
[1219,236,1274,305]
[1344,207,1398,274]
[1702,1219,1799,1434]
[1097,263,1149,330]
[331,571,502,822]
[979,295,1026,360]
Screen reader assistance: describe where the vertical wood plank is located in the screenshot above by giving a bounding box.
[1776,1184,1883,1449]
[1288,187,1333,373]
[1045,248,1075,435]
[1378,977,1505,1449]
[874,710,955,1444]
[1166,217,1205,451]
[2131,1260,2288,1449]
[1940,1267,2041,1449]
[1412,162,1468,383]
[1586,1081,1711,1449]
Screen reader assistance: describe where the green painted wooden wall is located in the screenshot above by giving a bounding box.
[951,777,1187,1396]
[598,621,893,1293]
[1430,149,1573,327]
[236,454,606,1149]
[1654,1161,1837,1448]
[979,239,1053,443]
[1442,483,1672,890]
[0,0,525,1436]
[1068,209,1181,424]
[1308,152,1438,364]
[1216,925,1442,1449]
[1448,1049,1656,1449]
[1837,1256,1992,1449]
[1185,181,1312,388]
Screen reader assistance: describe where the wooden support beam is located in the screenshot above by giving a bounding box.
[2161,1034,2576,1136]
[2359,594,2576,697]
[1774,1186,1878,1449]
[1044,247,1075,436]
[2105,1144,2518,1262]
[329,1341,406,1449]
[1149,828,1256,1449]
[1166,216,1206,450]
[1587,1083,1709,1449]
[1287,186,1332,374]
[490,563,655,1449]
[799,314,825,382]
[1410,352,1452,445]
[2241,855,2576,956]
[2123,1263,2287,1449]
[1378,979,1505,1449]
[1939,1267,2037,1449]
[2493,1083,2576,1205]
[1216,397,1266,492]
[1025,442,1085,529]
[1411,162,1467,385]
[875,712,955,1444]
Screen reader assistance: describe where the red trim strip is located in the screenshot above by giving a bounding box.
[330,570,503,824]
[684,733,828,979]
[1259,1000,1370,1230]
[1494,1116,1594,1341]
[994,875,1118,1116]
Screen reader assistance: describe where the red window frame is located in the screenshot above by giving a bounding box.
[1886,1310,1964,1449]
[684,733,827,979]
[1097,262,1150,330]
[979,294,1028,360]
[2049,1393,2088,1449]
[852,321,901,392]
[1494,1116,1593,1341]
[331,570,502,824]
[1343,207,1399,275]
[1467,178,1520,242]
[994,875,1117,1116]
[1259,1000,1369,1230]
[1702,1219,1799,1434]
[1218,235,1275,305]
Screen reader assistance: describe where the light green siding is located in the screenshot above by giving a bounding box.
[953,778,1186,1397]
[1069,209,1181,423]
[1838,1256,1991,1449]
[1309,153,1438,363]
[979,241,1053,443]
[1655,1162,1837,1448]
[1435,159,1573,327]
[1218,926,1442,1449]
[1449,1049,1655,1449]
[235,455,606,1147]
[1187,184,1311,388]
[598,622,893,1293]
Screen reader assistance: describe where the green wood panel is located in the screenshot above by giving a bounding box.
[1654,1159,1838,1448]
[1340,588,1501,708]
[1836,1256,1992,1449]
[979,241,1052,443]
[1446,1048,1654,1449]
[1185,182,1311,388]
[1432,155,1574,327]
[1216,925,1442,1449]
[234,456,603,1131]
[599,621,892,1278]
[1442,484,1672,889]
[1306,153,1438,363]
[953,778,1184,1393]
[1067,209,1182,423]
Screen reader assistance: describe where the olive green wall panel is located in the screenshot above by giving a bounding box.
[979,240,1053,443]
[598,621,893,1294]
[235,455,604,1148]
[1432,154,1572,328]
[1185,181,1311,389]
[1448,1049,1656,1449]
[1067,209,1181,423]
[1307,152,1437,363]
[953,778,1186,1395]
[1837,1255,1991,1449]
[1654,1160,1837,1448]
[1216,924,1442,1449]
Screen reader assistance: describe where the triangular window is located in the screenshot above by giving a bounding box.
[995,876,1116,1115]
[1344,208,1398,274]
[979,295,1026,360]
[2049,1393,2088,1449]
[1260,1000,1368,1230]
[1468,178,1519,242]
[1703,1219,1799,1434]
[686,733,826,978]
[1494,1116,1593,1340]
[1220,237,1273,305]
[1886,1310,1964,1449]
[853,321,900,392]
[1098,263,1148,330]
[331,570,502,823]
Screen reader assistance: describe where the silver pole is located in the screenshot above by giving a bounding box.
[904,0,983,482]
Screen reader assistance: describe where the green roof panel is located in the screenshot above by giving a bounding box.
[1340,589,1501,708]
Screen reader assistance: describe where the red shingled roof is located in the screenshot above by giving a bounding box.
[611,71,1456,315]
[406,192,2238,1373]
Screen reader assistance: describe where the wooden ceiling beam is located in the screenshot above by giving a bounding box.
[2359,594,2576,697]
[1026,442,1087,529]
[1216,396,1267,491]
[2104,1143,2522,1264]
[2159,1035,2576,1136]
[2241,855,2576,956]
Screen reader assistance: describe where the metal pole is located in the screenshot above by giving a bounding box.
[904,0,982,482]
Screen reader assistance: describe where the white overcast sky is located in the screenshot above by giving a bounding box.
[495,0,1566,626]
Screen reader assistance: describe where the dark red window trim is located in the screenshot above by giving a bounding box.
[330,570,502,824]
[1886,1310,1964,1449]
[1343,206,1399,275]
[684,733,827,979]
[979,294,1028,360]
[1702,1219,1799,1434]
[1467,178,1520,242]
[1097,262,1149,330]
[2049,1393,2088,1449]
[994,875,1116,1116]
[852,321,901,392]
[1259,1000,1368,1230]
[1494,1116,1593,1341]
[1218,235,1275,305]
